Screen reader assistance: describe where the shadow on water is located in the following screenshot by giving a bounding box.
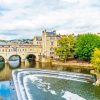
[0,62,5,71]
[0,56,5,71]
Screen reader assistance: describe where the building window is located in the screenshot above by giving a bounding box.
[51,56,54,58]
[50,47,54,51]
[2,49,4,52]
[50,52,54,54]
[13,47,17,52]
[57,43,59,46]
[51,42,53,45]
[50,37,54,41]
[56,35,60,39]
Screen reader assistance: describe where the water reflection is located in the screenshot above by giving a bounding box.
[0,63,12,80]
[0,60,92,81]
[8,55,21,69]
[0,62,5,70]
[25,60,36,68]
[9,60,21,69]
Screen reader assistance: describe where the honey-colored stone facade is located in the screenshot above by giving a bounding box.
[0,44,42,63]
[41,30,59,58]
[0,30,59,63]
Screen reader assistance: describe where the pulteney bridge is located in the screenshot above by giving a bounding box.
[0,44,42,63]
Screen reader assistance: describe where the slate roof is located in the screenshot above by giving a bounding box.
[46,31,56,37]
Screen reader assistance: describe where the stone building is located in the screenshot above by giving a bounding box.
[42,30,60,58]
[33,30,60,58]
[0,44,42,63]
[0,30,60,63]
[33,36,42,46]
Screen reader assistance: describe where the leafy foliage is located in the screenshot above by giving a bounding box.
[91,48,100,72]
[55,34,75,62]
[75,34,100,61]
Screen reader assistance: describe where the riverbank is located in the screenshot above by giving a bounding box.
[52,60,100,85]
[52,59,93,69]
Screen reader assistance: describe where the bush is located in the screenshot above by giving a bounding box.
[75,34,100,61]
[91,48,100,72]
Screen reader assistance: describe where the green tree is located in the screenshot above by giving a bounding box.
[55,34,75,62]
[91,48,100,72]
[75,34,100,61]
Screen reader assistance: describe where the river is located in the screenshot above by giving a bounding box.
[0,60,100,100]
[0,60,91,81]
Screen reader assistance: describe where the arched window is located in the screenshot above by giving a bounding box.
[2,49,4,52]
[50,47,54,51]
[51,42,54,45]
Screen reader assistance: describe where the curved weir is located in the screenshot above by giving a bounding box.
[12,69,96,100]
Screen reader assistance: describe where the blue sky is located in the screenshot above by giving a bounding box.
[0,0,100,40]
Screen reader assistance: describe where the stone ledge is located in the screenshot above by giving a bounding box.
[52,61,93,69]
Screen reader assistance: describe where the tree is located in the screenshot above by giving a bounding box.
[75,34,100,61]
[91,48,100,72]
[55,34,75,62]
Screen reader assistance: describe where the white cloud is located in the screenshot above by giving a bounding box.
[61,0,78,3]
[0,34,13,40]
[0,0,99,40]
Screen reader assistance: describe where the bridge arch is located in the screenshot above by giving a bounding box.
[0,56,5,62]
[0,56,5,70]
[25,54,36,62]
[8,55,21,62]
[8,55,21,68]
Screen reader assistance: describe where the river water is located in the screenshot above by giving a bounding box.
[0,60,100,100]
[0,60,93,81]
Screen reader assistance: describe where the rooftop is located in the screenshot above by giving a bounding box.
[34,36,42,41]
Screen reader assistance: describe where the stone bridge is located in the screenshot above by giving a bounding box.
[0,44,42,63]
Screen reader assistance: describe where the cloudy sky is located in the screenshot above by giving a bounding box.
[0,0,100,40]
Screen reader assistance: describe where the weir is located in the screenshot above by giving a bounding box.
[12,69,96,100]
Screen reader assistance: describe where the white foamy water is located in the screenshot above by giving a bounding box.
[23,75,58,100]
[23,74,86,100]
[24,75,57,93]
[62,91,86,100]
[49,90,57,95]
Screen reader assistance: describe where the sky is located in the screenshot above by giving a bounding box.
[0,0,100,40]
